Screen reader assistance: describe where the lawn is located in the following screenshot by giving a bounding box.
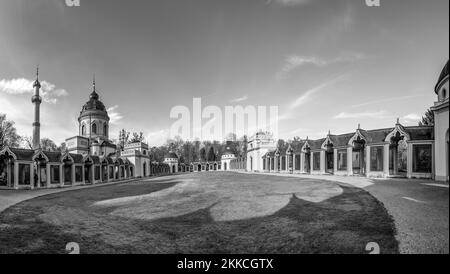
[0,172,398,254]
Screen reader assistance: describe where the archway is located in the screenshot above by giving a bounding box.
[34,154,48,188]
[352,138,366,175]
[198,164,202,172]
[143,162,147,177]
[172,165,176,173]
[389,131,408,177]
[62,156,73,186]
[84,159,93,184]
[0,151,15,188]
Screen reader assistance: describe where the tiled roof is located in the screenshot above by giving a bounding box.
[10,148,34,161]
[405,126,434,141]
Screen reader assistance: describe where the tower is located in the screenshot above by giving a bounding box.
[31,66,42,150]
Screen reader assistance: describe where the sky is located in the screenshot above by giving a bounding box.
[0,0,448,146]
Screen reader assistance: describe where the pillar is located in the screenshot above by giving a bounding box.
[30,163,35,190]
[347,146,353,176]
[82,165,86,185]
[310,153,314,173]
[407,143,413,178]
[383,144,390,178]
[300,153,305,173]
[333,149,338,174]
[71,165,76,185]
[14,161,19,189]
[46,164,51,188]
[366,145,371,175]
[59,165,64,187]
[320,150,326,174]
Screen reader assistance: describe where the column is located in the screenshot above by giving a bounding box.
[320,150,326,174]
[59,165,64,187]
[333,149,338,174]
[365,145,371,176]
[300,153,305,173]
[383,144,390,178]
[106,165,110,182]
[71,165,76,185]
[46,164,51,188]
[30,163,35,190]
[14,162,19,189]
[36,164,41,189]
[292,154,296,173]
[347,146,353,176]
[407,143,413,179]
[82,166,85,185]
[310,153,314,173]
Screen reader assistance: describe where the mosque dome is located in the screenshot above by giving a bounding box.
[79,82,110,122]
[435,60,449,93]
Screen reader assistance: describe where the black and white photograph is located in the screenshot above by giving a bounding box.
[0,0,448,262]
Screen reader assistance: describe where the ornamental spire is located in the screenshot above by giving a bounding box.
[33,65,41,88]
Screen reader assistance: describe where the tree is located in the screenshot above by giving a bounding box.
[129,132,145,143]
[40,138,58,152]
[0,114,21,149]
[118,129,130,150]
[207,147,216,161]
[419,109,435,126]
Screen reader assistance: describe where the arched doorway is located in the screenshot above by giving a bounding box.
[389,131,408,177]
[0,151,15,188]
[198,164,202,172]
[143,162,147,177]
[33,154,48,188]
[352,138,366,175]
[224,162,227,171]
[84,158,93,184]
[62,156,73,186]
[172,165,176,173]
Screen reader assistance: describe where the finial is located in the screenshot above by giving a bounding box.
[396,118,400,124]
[93,74,96,91]
[328,130,331,136]
[36,65,39,80]
[358,123,361,130]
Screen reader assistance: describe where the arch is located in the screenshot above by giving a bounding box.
[0,146,17,161]
[81,124,86,136]
[348,130,367,146]
[92,123,97,135]
[385,124,410,143]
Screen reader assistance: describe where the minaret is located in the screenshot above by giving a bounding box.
[32,66,42,150]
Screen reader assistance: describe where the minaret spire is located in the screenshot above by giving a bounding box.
[32,65,42,150]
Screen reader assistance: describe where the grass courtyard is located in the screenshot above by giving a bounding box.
[0,172,398,254]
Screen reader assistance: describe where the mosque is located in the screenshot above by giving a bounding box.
[0,60,448,189]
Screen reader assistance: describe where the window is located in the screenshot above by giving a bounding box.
[109,166,114,179]
[370,147,384,172]
[281,156,286,170]
[81,124,86,136]
[337,150,347,171]
[95,166,100,180]
[413,144,432,173]
[75,166,83,182]
[18,164,30,185]
[295,155,301,170]
[51,165,60,184]
[313,152,321,171]
[92,123,97,134]
[104,124,107,135]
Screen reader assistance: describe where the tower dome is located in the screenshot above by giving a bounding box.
[78,77,110,140]
[435,60,449,94]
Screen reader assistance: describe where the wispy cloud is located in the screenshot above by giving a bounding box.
[403,113,421,122]
[230,95,249,103]
[147,129,170,147]
[0,78,68,104]
[333,110,389,119]
[277,52,367,80]
[290,74,348,109]
[107,105,123,124]
[351,94,428,108]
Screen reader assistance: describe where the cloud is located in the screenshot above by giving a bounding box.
[333,110,389,119]
[0,78,68,104]
[230,95,249,103]
[351,94,427,108]
[290,74,348,109]
[403,113,421,122]
[147,129,170,147]
[107,105,123,124]
[277,52,367,80]
[266,0,311,6]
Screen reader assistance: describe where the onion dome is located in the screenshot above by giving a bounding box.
[435,60,449,93]
[79,76,110,121]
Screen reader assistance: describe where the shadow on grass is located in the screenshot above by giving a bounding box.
[0,180,398,254]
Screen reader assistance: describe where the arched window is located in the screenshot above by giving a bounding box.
[92,123,97,134]
[442,89,447,100]
[81,124,86,136]
[104,124,107,136]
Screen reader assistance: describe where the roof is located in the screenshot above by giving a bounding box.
[436,60,449,93]
[79,88,110,121]
[165,152,178,159]
[10,148,34,161]
[405,126,434,141]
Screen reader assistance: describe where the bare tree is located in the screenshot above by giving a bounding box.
[0,114,21,150]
